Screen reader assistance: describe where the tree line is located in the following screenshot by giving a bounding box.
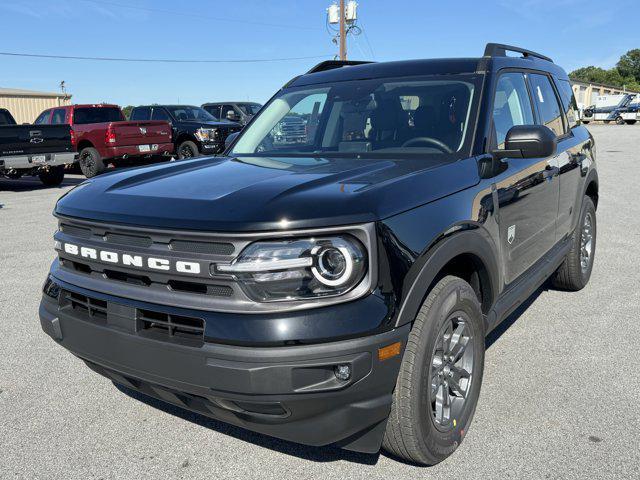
[570,49,640,91]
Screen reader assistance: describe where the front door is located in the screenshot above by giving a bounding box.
[490,72,560,284]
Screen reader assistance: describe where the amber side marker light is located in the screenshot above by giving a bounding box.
[378,342,402,361]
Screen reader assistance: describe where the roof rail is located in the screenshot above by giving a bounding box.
[483,43,553,63]
[306,60,374,74]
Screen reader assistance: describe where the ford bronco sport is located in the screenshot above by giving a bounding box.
[40,44,598,465]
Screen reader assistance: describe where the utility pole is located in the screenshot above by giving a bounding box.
[339,0,347,60]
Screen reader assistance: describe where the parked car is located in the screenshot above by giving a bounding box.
[582,93,639,124]
[35,104,173,178]
[130,105,242,159]
[40,44,598,466]
[201,102,262,126]
[0,108,76,186]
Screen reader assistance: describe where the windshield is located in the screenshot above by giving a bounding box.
[231,75,480,158]
[239,103,262,115]
[168,106,216,122]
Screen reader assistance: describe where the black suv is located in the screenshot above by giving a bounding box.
[130,105,242,158]
[40,44,598,465]
[202,102,262,126]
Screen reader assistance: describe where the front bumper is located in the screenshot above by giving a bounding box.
[103,142,174,160]
[39,282,408,453]
[0,151,77,170]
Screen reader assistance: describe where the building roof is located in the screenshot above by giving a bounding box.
[0,87,70,98]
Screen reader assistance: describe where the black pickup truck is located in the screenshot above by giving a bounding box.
[0,108,76,186]
[40,44,597,465]
[129,105,242,159]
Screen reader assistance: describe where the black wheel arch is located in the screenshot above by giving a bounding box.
[393,227,501,331]
[584,169,599,209]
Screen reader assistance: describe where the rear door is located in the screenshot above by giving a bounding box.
[491,71,560,284]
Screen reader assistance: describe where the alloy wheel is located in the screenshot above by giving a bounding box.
[580,211,594,273]
[429,314,475,430]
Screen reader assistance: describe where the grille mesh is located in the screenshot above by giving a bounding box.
[170,240,234,255]
[105,233,153,248]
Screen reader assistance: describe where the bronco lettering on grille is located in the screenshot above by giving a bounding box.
[61,243,201,275]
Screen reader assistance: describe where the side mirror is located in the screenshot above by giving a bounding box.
[226,111,240,122]
[493,125,557,159]
[225,131,240,150]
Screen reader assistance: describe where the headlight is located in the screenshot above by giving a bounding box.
[215,235,367,302]
[195,128,217,142]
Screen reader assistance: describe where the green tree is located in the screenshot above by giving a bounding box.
[121,105,134,120]
[617,49,640,82]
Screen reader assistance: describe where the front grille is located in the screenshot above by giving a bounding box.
[65,291,107,322]
[60,223,92,238]
[138,309,204,346]
[170,239,234,255]
[105,232,152,248]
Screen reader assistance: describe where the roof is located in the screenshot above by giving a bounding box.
[288,55,569,88]
[202,101,262,105]
[0,87,70,98]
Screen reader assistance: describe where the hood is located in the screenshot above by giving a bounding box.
[56,155,480,232]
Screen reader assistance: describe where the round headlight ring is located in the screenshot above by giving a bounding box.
[311,245,354,287]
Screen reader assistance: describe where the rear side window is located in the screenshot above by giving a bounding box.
[556,79,578,129]
[0,110,16,125]
[529,74,564,136]
[34,111,50,124]
[73,107,124,124]
[51,109,67,124]
[492,72,535,148]
[130,107,151,121]
[151,107,170,121]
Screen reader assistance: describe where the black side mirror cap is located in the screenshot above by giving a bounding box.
[493,125,557,159]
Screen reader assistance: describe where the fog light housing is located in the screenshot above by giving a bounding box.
[43,276,60,300]
[334,364,351,381]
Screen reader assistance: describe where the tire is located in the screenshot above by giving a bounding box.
[552,196,596,291]
[582,120,590,124]
[615,116,625,125]
[38,165,65,186]
[625,120,637,125]
[79,147,105,178]
[177,140,199,160]
[382,276,485,465]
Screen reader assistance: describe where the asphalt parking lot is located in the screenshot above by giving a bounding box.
[1,124,638,479]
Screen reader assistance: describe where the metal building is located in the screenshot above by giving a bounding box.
[0,87,72,124]
[571,80,639,109]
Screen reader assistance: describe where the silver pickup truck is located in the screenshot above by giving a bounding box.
[0,108,76,186]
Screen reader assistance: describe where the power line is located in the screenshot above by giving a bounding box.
[0,51,331,64]
[78,0,320,31]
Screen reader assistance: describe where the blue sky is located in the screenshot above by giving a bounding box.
[0,0,637,106]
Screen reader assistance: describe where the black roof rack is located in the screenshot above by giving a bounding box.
[483,43,553,63]
[306,60,374,74]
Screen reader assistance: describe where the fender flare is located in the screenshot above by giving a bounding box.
[394,228,501,329]
[583,168,599,202]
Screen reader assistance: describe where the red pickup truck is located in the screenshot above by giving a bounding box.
[35,104,173,177]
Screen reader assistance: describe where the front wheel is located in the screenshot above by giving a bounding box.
[382,276,485,465]
[552,196,596,291]
[177,140,199,159]
[38,165,65,186]
[615,116,625,125]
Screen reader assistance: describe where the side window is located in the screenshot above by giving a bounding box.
[529,74,564,136]
[556,79,578,129]
[221,104,235,119]
[492,73,535,148]
[130,107,151,121]
[51,109,67,124]
[34,110,50,124]
[151,107,170,121]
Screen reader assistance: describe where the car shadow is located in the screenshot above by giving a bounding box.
[113,382,380,465]
[0,175,86,192]
[113,282,550,466]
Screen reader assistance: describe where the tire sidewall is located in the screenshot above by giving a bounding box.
[79,147,104,178]
[575,197,597,286]
[412,279,485,461]
[177,141,198,159]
